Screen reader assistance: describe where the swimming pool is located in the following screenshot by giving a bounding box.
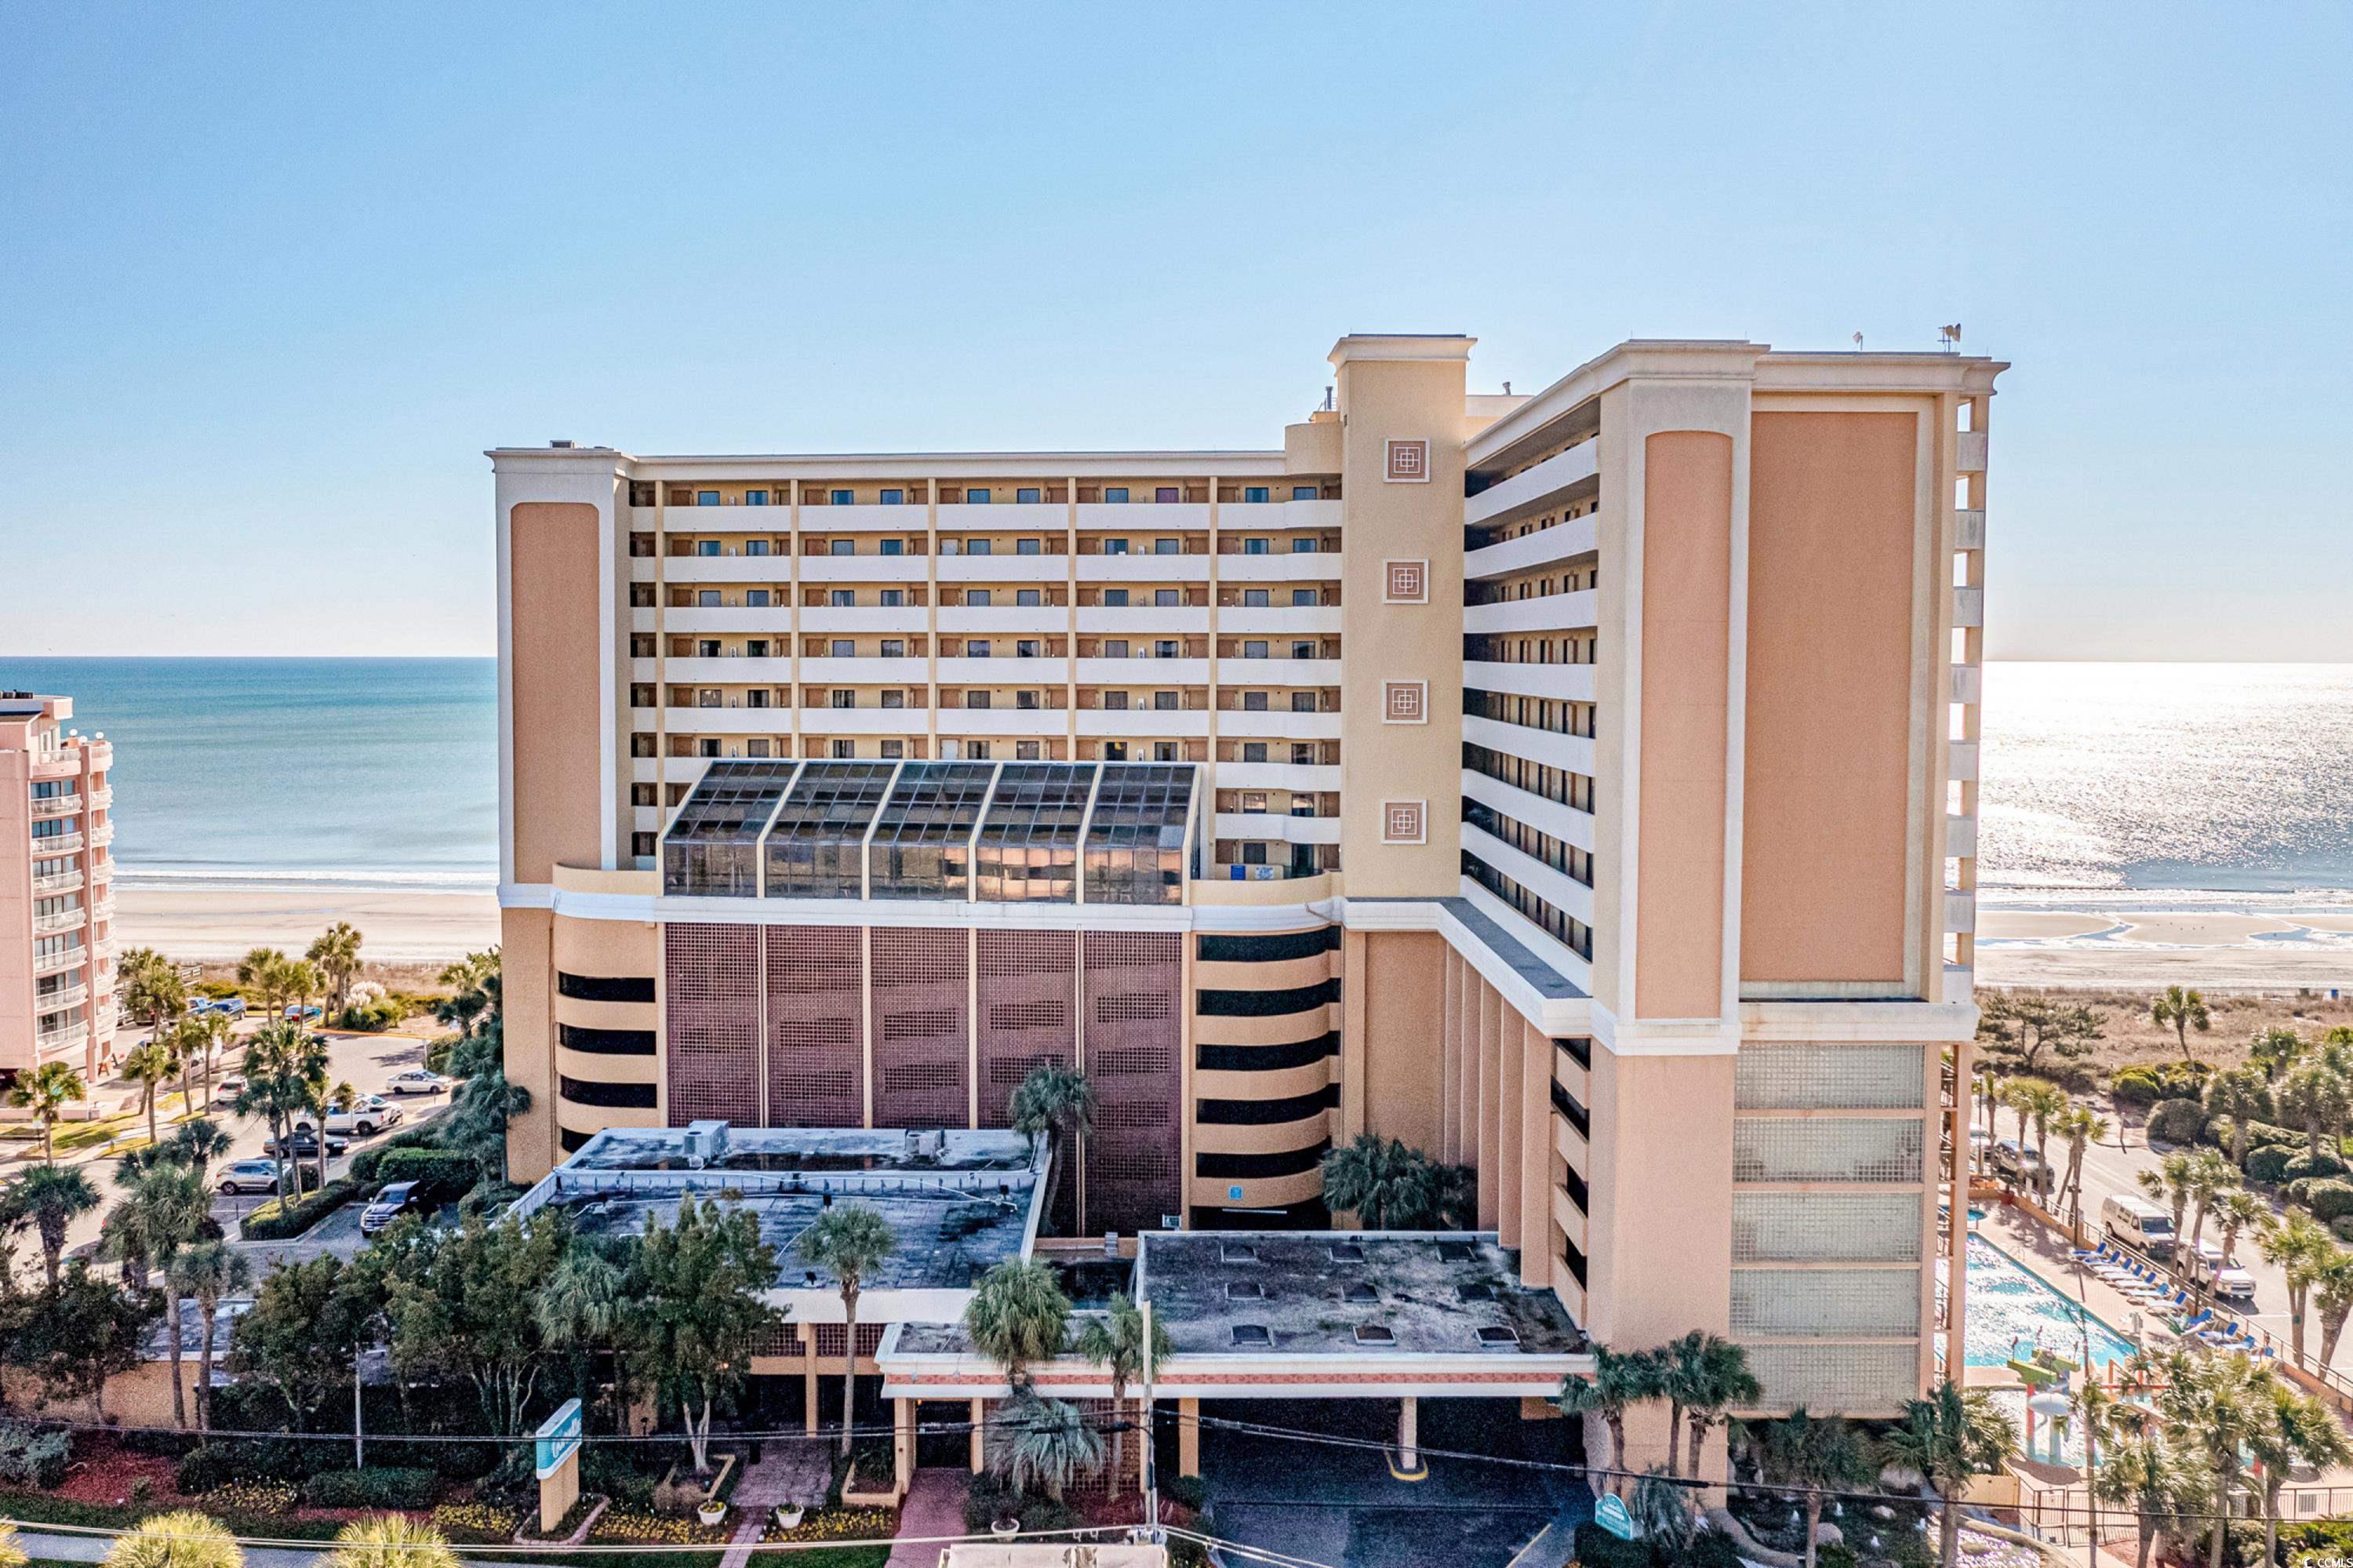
[1962,1233,2140,1370]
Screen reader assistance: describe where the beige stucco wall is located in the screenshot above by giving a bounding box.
[503,904,558,1181]
[1740,411,1919,989]
[1584,1046,1735,1348]
[509,502,606,884]
[1356,930,1448,1155]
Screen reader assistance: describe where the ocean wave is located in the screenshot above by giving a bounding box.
[115,867,499,893]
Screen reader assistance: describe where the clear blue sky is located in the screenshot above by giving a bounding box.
[3,5,2347,660]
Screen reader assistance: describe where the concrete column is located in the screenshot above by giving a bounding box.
[894,1398,913,1493]
[1398,1395,1419,1471]
[1178,1398,1201,1477]
[803,1335,819,1435]
[969,1398,986,1473]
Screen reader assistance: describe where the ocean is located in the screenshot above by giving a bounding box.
[4,657,2349,911]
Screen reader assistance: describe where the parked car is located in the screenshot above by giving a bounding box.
[2185,1240,2258,1301]
[281,1003,322,1020]
[2100,1193,2177,1260]
[216,1159,282,1195]
[215,1073,247,1095]
[216,997,248,1019]
[264,1129,349,1159]
[1990,1139,2052,1191]
[361,1181,430,1236]
[294,1095,404,1137]
[385,1068,450,1095]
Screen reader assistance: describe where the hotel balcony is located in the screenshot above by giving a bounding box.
[660,656,794,683]
[1462,588,1598,636]
[1075,708,1212,739]
[88,821,115,847]
[33,831,83,855]
[1218,657,1334,687]
[1464,514,1600,580]
[86,787,111,810]
[89,860,115,886]
[793,606,929,635]
[1212,709,1343,741]
[1216,553,1337,584]
[1947,815,1978,858]
[1460,715,1596,777]
[1944,891,1977,934]
[1465,439,1600,528]
[937,501,1069,531]
[37,1021,89,1056]
[1215,761,1340,793]
[799,555,935,584]
[935,657,1071,684]
[936,708,1064,738]
[30,793,81,818]
[1948,740,1980,782]
[31,868,83,895]
[1075,657,1210,685]
[1074,606,1212,636]
[1075,555,1209,584]
[1213,811,1341,846]
[36,982,88,1013]
[1952,586,1984,629]
[806,502,941,532]
[796,656,926,684]
[1464,661,1598,704]
[1461,823,1596,922]
[938,605,1068,635]
[32,946,84,977]
[1949,664,1982,704]
[800,708,933,736]
[1075,501,1213,532]
[1460,769,1595,853]
[936,555,1067,584]
[658,555,799,584]
[1218,606,1342,636]
[32,907,88,936]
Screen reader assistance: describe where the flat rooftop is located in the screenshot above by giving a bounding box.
[1139,1231,1587,1357]
[513,1126,1046,1297]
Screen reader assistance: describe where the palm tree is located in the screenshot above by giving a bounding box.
[192,1009,236,1107]
[2158,1352,2275,1568]
[1651,1331,1755,1479]
[1075,1290,1169,1493]
[237,946,296,1023]
[2177,1149,2238,1250]
[2093,1427,2206,1568]
[1758,1410,1868,1568]
[151,1118,232,1182]
[2250,1025,2306,1082]
[2137,1151,2198,1256]
[2211,1188,2268,1271]
[1318,1133,1440,1230]
[103,1512,242,1568]
[307,922,365,1020]
[536,1237,629,1417]
[964,1257,1072,1394]
[2055,1105,2111,1233]
[1629,1468,1697,1555]
[435,948,501,1035]
[2312,1250,2353,1369]
[2253,1378,2352,1568]
[9,1060,85,1163]
[797,1203,897,1455]
[110,1160,209,1428]
[237,1020,325,1203]
[2205,1066,2275,1170]
[1555,1345,1664,1493]
[2280,1058,2353,1161]
[321,1516,457,1568]
[12,1163,97,1287]
[2260,1213,2337,1362]
[119,1041,176,1150]
[987,1392,1106,1502]
[118,947,187,1034]
[1009,1064,1095,1233]
[1878,1381,2018,1568]
[2151,986,2212,1064]
[0,1519,26,1568]
[169,1239,251,1432]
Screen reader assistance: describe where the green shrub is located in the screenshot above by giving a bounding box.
[2147,1098,2207,1146]
[2248,1144,2294,1184]
[2115,1061,2210,1108]
[239,1179,358,1242]
[2286,1151,2350,1183]
[176,1446,239,1493]
[2281,1519,2353,1565]
[370,1147,482,1200]
[2304,1181,2353,1223]
[336,999,405,1032]
[1164,1474,1207,1512]
[301,1468,440,1508]
[1671,1532,1743,1568]
[2330,1217,2353,1243]
[0,1421,70,1489]
[1576,1523,1656,1568]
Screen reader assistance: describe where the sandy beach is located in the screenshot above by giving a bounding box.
[113,886,501,965]
[1978,908,2353,991]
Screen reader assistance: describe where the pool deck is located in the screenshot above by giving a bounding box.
[1964,1205,2168,1389]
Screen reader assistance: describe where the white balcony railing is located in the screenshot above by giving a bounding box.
[32,907,87,935]
[32,947,85,977]
[35,983,88,1013]
[31,870,83,895]
[1464,438,1601,528]
[88,821,115,846]
[31,831,82,855]
[30,794,81,818]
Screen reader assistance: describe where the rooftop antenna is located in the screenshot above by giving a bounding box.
[1939,323,1963,355]
[1501,380,1512,395]
[1851,332,1865,353]
[1322,385,1334,411]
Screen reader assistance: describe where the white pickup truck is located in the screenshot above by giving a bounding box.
[292,1093,405,1138]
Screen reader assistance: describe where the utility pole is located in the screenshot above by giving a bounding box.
[1140,1297,1159,1540]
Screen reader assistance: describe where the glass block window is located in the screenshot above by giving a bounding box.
[1733,1117,1922,1184]
[1740,1343,1921,1417]
[1733,1191,1923,1262]
[1736,1042,1926,1111]
[1730,1268,1920,1339]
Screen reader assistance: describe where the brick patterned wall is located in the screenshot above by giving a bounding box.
[976,930,1078,1127]
[871,926,969,1129]
[665,924,762,1126]
[765,926,865,1127]
[1082,931,1183,1235]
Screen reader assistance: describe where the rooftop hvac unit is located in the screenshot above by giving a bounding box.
[682,1120,730,1168]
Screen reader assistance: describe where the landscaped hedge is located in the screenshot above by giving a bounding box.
[2111,1061,2211,1108]
[239,1178,358,1241]
[370,1146,482,1199]
[2147,1097,2207,1146]
[2286,1151,2350,1183]
[2304,1181,2353,1224]
[301,1467,441,1508]
[350,1122,446,1183]
[2249,1145,2294,1184]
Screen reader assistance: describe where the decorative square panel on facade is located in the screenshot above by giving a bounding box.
[1383,559,1429,604]
[1384,438,1430,483]
[1381,800,1427,845]
[1381,680,1427,725]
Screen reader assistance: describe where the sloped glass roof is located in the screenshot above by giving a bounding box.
[867,762,998,900]
[662,760,798,897]
[1083,763,1195,905]
[762,761,899,899]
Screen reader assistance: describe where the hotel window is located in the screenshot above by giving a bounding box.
[880,488,904,504]
[1104,589,1129,607]
[1103,741,1128,761]
[1104,487,1129,503]
[1016,740,1041,760]
[631,482,657,508]
[1016,537,1041,555]
[1016,691,1039,711]
[881,740,904,759]
[831,640,855,657]
[697,689,721,708]
[631,584,655,607]
[881,639,905,658]
[1155,487,1180,503]
[1243,641,1268,659]
[1243,589,1269,607]
[1155,691,1179,711]
[1292,589,1318,606]
[698,638,722,657]
[830,590,854,607]
[1242,842,1267,864]
[969,741,991,760]
[1291,641,1315,659]
[966,691,991,709]
[831,690,856,709]
[696,491,719,506]
[1293,485,1317,500]
[966,488,990,504]
[1244,486,1269,503]
[632,783,656,806]
[1016,487,1042,504]
[969,589,993,606]
[746,538,769,555]
[1291,693,1317,712]
[631,634,656,657]
[1155,589,1180,606]
[1293,537,1317,553]
[830,489,853,505]
[747,638,769,657]
[631,734,656,758]
[1103,539,1129,555]
[879,537,904,555]
[1242,793,1268,813]
[747,738,771,757]
[746,489,769,507]
[881,690,906,709]
[747,689,769,709]
[1156,640,1179,658]
[830,538,855,555]
[1153,741,1177,762]
[831,740,855,759]
[969,640,991,657]
[1104,692,1129,711]
[633,831,656,857]
[1155,538,1180,555]
[696,540,720,556]
[1016,639,1041,658]
[880,589,904,606]
[1243,537,1270,555]
[1243,692,1268,711]
[1242,742,1267,762]
[629,684,654,708]
[699,738,721,757]
[1016,589,1042,606]
[962,539,988,556]
[698,591,722,606]
[1103,639,1128,657]
[1290,743,1315,764]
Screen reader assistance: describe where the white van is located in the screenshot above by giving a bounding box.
[2101,1193,2176,1260]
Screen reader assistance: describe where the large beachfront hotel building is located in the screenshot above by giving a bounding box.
[491,334,2006,1439]
[1,693,119,1082]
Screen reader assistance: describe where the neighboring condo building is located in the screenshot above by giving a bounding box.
[491,333,2004,1436]
[0,693,120,1081]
